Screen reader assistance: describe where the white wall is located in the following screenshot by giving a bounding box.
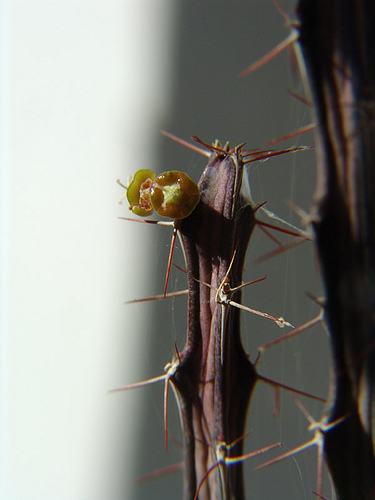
[0,2,175,499]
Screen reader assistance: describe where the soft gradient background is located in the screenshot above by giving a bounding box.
[1,1,328,499]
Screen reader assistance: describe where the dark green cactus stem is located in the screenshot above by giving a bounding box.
[298,1,375,498]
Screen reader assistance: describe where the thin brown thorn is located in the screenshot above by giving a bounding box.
[312,491,329,500]
[240,32,298,77]
[160,130,210,157]
[257,224,283,247]
[286,89,313,107]
[225,441,282,465]
[254,437,317,471]
[191,136,240,156]
[230,275,267,293]
[227,428,253,450]
[256,204,310,237]
[124,289,188,305]
[256,219,309,239]
[243,145,312,164]
[305,292,326,308]
[253,237,307,265]
[172,263,187,274]
[229,300,294,328]
[107,373,167,394]
[174,342,182,363]
[285,199,311,223]
[258,311,323,352]
[118,216,174,226]
[191,135,230,155]
[273,0,290,24]
[293,396,317,426]
[263,123,315,146]
[258,374,325,403]
[164,228,177,297]
[135,461,184,484]
[253,201,268,213]
[242,147,270,155]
